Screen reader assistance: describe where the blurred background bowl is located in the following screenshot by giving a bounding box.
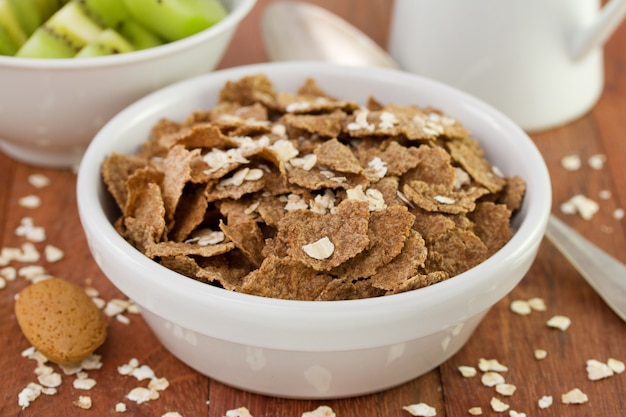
[0,0,256,168]
[77,62,551,399]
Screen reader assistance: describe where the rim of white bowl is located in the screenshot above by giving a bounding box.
[77,62,552,351]
[0,0,256,69]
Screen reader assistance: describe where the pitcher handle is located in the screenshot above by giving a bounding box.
[570,0,626,61]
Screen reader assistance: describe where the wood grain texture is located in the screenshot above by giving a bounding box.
[0,1,624,416]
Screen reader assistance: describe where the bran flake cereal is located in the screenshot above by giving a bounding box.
[101,74,525,301]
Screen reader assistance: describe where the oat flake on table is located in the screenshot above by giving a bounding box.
[402,402,437,416]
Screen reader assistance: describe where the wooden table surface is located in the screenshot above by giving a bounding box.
[1,1,625,416]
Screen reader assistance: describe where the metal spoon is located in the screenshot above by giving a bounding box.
[261,1,399,69]
[261,1,626,322]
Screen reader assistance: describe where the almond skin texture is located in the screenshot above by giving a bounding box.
[15,278,107,365]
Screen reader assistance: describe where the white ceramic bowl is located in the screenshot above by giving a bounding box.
[0,0,255,168]
[77,62,551,399]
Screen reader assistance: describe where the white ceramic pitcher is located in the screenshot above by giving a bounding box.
[388,0,626,131]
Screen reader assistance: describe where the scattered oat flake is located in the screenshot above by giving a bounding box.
[527,297,546,311]
[538,395,553,409]
[126,302,140,314]
[131,364,155,381]
[608,358,625,373]
[104,299,128,316]
[74,395,92,409]
[91,296,106,309]
[495,383,516,396]
[225,407,254,417]
[115,402,127,412]
[490,397,509,412]
[80,353,103,370]
[586,359,615,380]
[302,405,336,417]
[15,217,46,242]
[481,371,505,387]
[1,266,16,281]
[34,363,53,376]
[149,377,170,392]
[561,388,588,404]
[19,195,41,208]
[458,365,477,377]
[614,208,625,220]
[116,314,131,324]
[468,407,482,415]
[599,189,611,199]
[478,358,508,372]
[302,236,335,260]
[38,372,62,388]
[402,403,437,416]
[560,194,599,220]
[588,154,606,170]
[510,300,531,315]
[508,411,526,417]
[17,243,41,263]
[118,359,138,375]
[18,383,43,409]
[44,245,64,263]
[127,386,159,404]
[547,315,571,331]
[162,413,183,417]
[84,287,99,297]
[28,173,50,188]
[73,377,97,390]
[534,349,548,360]
[561,155,581,170]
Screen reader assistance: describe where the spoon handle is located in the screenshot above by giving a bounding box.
[545,215,626,322]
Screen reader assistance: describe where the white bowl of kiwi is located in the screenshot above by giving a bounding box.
[0,0,256,168]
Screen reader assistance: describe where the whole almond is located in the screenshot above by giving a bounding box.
[15,277,107,364]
